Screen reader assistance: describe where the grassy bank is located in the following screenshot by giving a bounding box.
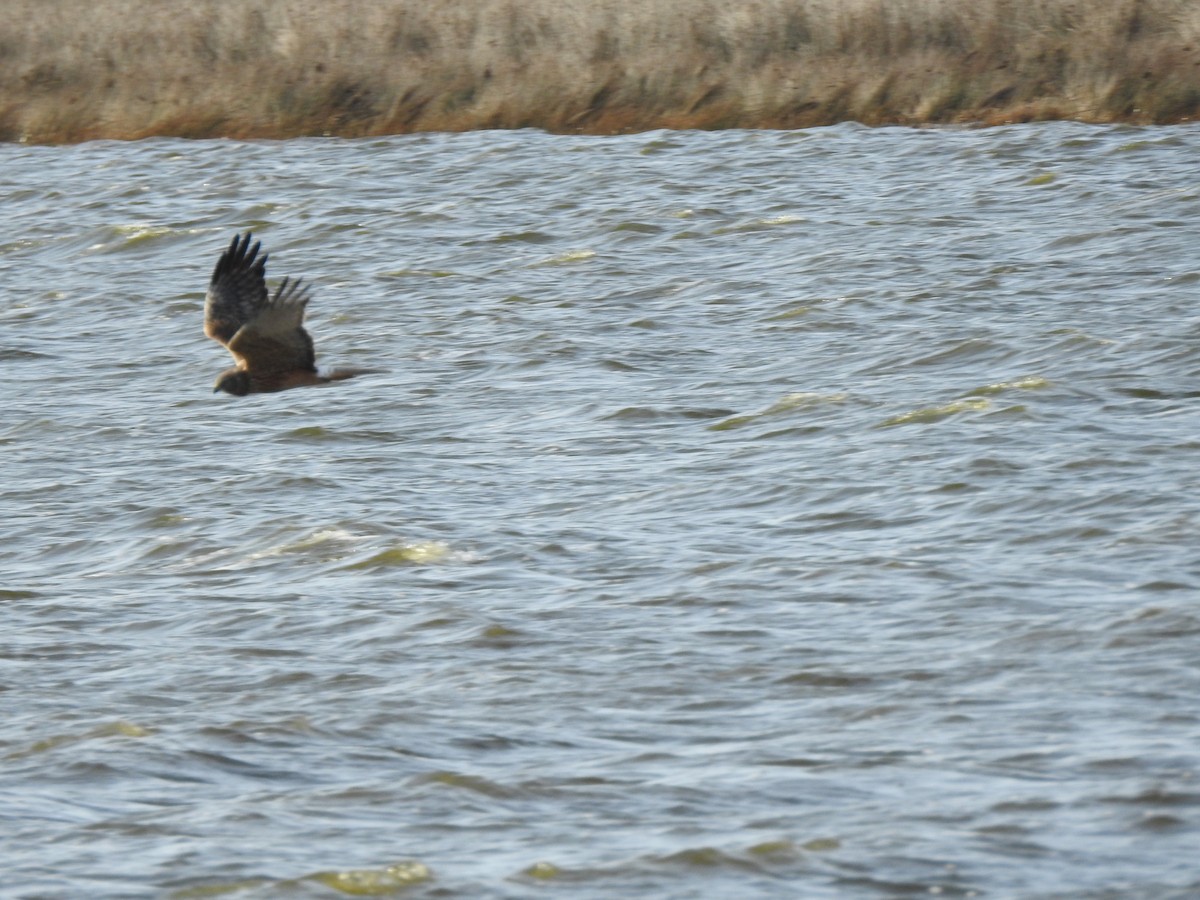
[4,0,1199,142]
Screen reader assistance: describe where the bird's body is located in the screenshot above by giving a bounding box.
[204,233,379,396]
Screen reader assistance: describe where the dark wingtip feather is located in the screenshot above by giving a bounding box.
[211,231,268,285]
[273,275,312,308]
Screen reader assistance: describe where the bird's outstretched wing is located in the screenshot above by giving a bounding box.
[227,275,317,375]
[204,232,268,346]
[204,232,317,375]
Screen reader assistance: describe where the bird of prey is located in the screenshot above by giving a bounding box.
[204,232,380,396]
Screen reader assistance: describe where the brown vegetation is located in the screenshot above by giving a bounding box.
[3,0,1199,142]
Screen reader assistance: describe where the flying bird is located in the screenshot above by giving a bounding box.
[204,232,380,396]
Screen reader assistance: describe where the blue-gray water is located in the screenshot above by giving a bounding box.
[2,124,1199,898]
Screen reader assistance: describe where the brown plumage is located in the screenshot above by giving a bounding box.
[204,232,380,396]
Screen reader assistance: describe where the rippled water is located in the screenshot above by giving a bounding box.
[3,123,1199,898]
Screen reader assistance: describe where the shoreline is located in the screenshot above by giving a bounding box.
[4,0,1198,144]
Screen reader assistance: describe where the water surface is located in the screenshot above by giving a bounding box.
[2,124,1199,898]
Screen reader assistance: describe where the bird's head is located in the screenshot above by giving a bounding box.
[213,368,252,397]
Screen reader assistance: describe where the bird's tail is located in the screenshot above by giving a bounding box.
[319,366,387,383]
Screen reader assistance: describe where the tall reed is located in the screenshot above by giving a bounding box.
[3,0,1198,142]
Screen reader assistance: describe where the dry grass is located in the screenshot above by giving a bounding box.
[3,0,1200,142]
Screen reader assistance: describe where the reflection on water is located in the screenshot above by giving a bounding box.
[2,124,1199,898]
